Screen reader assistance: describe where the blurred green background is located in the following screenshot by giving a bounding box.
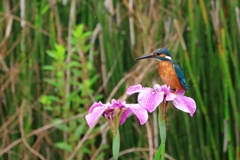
[0,0,239,159]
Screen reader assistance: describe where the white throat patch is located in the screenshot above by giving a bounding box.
[165,56,172,60]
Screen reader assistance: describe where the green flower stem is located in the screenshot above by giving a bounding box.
[159,115,166,160]
[112,129,120,160]
[154,102,166,160]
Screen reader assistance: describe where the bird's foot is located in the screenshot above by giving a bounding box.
[171,89,179,94]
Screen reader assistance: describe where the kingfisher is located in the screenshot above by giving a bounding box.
[135,48,190,94]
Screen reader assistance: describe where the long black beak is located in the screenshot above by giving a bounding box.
[135,54,155,60]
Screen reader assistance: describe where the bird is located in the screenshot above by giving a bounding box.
[135,48,190,94]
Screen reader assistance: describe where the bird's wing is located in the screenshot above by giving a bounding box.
[172,61,190,90]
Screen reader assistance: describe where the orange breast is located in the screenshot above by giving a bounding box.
[158,61,184,90]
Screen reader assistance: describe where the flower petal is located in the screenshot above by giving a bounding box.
[153,84,161,91]
[173,95,196,116]
[127,104,148,125]
[126,84,154,95]
[119,108,133,125]
[88,102,106,113]
[85,106,108,127]
[138,89,164,112]
[160,85,176,101]
[177,89,185,96]
[111,99,126,110]
[126,84,143,95]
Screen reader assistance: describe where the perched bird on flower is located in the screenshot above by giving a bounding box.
[126,84,196,116]
[135,48,190,94]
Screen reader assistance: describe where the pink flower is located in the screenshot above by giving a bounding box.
[172,89,196,116]
[126,84,196,116]
[85,99,148,128]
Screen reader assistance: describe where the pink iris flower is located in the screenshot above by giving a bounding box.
[126,84,196,116]
[85,99,148,127]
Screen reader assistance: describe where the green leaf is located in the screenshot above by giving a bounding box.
[55,124,69,132]
[71,69,83,78]
[51,118,62,123]
[71,38,81,46]
[42,65,55,70]
[89,75,99,85]
[44,78,58,87]
[39,95,51,105]
[66,89,79,102]
[73,24,84,37]
[67,61,82,69]
[79,99,88,105]
[86,62,93,70]
[44,106,52,111]
[83,31,92,38]
[55,44,66,61]
[47,96,62,102]
[56,71,64,78]
[83,80,90,88]
[46,50,58,59]
[68,97,80,103]
[71,54,81,61]
[84,44,91,52]
[96,153,105,160]
[69,80,79,86]
[52,118,69,131]
[81,148,92,154]
[55,142,72,152]
[40,5,50,15]
[76,118,86,123]
[102,144,109,150]
[54,106,61,114]
[95,94,103,101]
[74,125,85,140]
[69,120,77,131]
[154,146,162,160]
